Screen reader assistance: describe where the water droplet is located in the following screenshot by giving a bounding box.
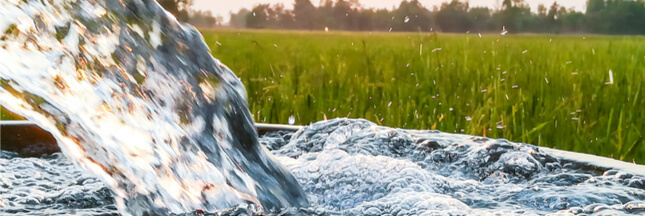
[288,115,295,125]
[605,70,614,85]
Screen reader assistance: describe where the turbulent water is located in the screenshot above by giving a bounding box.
[0,0,306,215]
[1,0,645,216]
[2,118,645,215]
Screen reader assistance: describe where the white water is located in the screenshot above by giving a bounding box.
[0,0,306,215]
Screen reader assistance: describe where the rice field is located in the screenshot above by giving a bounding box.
[1,29,643,163]
[200,30,645,163]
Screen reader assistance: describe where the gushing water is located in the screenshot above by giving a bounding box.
[3,119,645,215]
[0,0,306,215]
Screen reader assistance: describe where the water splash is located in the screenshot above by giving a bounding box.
[288,115,296,125]
[269,119,645,215]
[3,118,645,215]
[0,0,306,215]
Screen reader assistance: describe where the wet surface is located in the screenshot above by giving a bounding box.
[2,118,645,215]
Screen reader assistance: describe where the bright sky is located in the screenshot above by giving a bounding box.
[193,0,587,24]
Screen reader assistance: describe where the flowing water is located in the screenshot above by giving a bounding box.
[0,0,306,215]
[1,0,645,216]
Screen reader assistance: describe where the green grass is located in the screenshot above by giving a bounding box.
[201,29,645,163]
[1,30,643,164]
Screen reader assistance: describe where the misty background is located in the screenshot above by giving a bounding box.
[159,0,645,35]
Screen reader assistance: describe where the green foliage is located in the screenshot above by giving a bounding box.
[157,0,222,28]
[230,0,645,35]
[202,30,645,163]
[188,10,222,28]
[157,0,192,22]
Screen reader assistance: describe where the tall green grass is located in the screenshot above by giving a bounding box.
[202,30,645,163]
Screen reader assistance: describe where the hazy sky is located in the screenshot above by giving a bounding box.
[193,0,588,23]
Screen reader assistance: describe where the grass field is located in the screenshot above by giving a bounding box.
[1,30,643,164]
[201,30,645,164]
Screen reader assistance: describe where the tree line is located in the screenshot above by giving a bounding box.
[158,0,225,28]
[227,0,645,35]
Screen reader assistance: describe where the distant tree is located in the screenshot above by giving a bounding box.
[333,0,360,30]
[246,4,272,29]
[158,0,193,21]
[274,4,295,29]
[585,0,645,35]
[436,0,472,33]
[293,0,317,30]
[223,0,645,35]
[230,9,250,28]
[187,10,217,28]
[394,0,433,32]
[373,8,394,31]
[318,0,336,29]
[498,0,532,32]
[545,2,561,33]
[559,9,585,33]
[469,7,492,32]
[246,4,291,29]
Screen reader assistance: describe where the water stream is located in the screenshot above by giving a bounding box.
[0,0,306,215]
